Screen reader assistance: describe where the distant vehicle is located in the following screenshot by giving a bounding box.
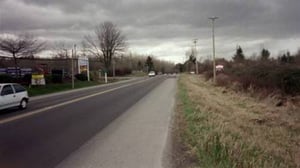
[148,71,156,77]
[167,72,177,78]
[0,83,29,110]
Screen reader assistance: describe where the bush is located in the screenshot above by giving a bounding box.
[22,74,32,85]
[0,74,15,83]
[216,74,231,87]
[45,75,52,84]
[75,73,88,81]
[203,70,213,81]
[280,68,300,95]
[107,67,132,76]
[202,60,300,96]
[89,71,99,81]
[52,74,63,83]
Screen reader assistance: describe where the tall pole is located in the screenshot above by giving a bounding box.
[193,39,198,74]
[209,17,218,84]
[71,45,76,89]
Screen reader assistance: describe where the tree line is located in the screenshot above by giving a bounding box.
[193,45,300,96]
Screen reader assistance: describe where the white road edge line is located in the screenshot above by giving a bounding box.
[0,79,150,125]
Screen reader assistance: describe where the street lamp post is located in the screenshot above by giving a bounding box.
[209,16,218,84]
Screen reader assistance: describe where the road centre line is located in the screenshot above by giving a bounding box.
[0,78,151,125]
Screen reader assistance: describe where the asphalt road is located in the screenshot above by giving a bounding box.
[0,76,167,168]
[57,77,177,168]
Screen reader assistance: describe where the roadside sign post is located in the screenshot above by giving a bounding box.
[78,55,90,81]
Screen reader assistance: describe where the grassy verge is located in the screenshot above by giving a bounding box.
[125,71,147,77]
[27,80,109,97]
[177,74,299,168]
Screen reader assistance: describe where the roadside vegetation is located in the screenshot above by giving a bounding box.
[199,47,300,97]
[26,81,102,97]
[176,74,299,168]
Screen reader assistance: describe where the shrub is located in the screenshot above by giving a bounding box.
[52,74,63,83]
[199,60,213,74]
[216,74,231,87]
[107,68,132,77]
[45,75,52,84]
[0,74,15,83]
[75,73,88,81]
[280,68,300,95]
[89,71,99,81]
[115,68,132,76]
[203,70,213,81]
[201,60,299,96]
[21,74,32,85]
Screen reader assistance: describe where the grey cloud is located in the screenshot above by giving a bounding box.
[0,0,299,61]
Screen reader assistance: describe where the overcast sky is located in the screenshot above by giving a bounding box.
[0,0,300,63]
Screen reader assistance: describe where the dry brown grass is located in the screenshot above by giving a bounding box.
[178,74,300,167]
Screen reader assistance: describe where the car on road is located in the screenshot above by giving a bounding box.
[0,83,29,110]
[148,71,156,77]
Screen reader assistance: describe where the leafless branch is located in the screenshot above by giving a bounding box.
[84,21,126,70]
[0,33,46,77]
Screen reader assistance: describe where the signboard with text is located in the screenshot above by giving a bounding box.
[1,67,32,77]
[78,56,90,81]
[78,57,89,74]
[31,74,46,85]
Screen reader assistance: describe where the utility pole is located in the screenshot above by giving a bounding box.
[71,44,76,89]
[193,39,198,74]
[209,16,218,84]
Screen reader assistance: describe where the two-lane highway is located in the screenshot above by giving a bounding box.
[0,77,147,121]
[0,76,167,168]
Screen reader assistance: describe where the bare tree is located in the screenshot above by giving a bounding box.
[51,41,70,59]
[84,21,126,71]
[0,33,46,77]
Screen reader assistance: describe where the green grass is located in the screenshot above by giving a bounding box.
[26,80,103,97]
[178,79,290,168]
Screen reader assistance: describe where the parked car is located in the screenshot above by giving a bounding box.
[0,83,29,110]
[148,71,156,77]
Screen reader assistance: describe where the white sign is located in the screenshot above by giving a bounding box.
[78,56,90,81]
[31,74,46,85]
[216,65,224,72]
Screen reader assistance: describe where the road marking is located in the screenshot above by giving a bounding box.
[0,79,152,124]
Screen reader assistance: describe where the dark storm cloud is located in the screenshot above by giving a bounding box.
[0,0,299,61]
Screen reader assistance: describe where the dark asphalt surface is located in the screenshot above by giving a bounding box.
[0,76,166,168]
